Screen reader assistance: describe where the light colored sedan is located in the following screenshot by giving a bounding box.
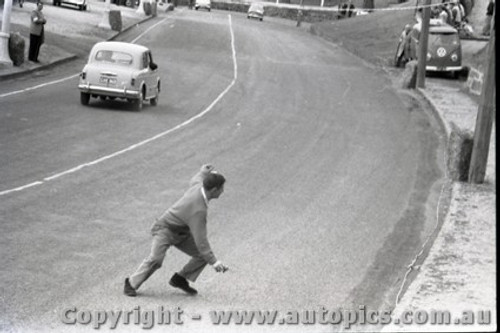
[195,0,211,11]
[247,3,264,21]
[78,41,160,111]
[53,0,88,11]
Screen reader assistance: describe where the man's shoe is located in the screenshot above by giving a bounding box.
[169,273,198,295]
[124,278,137,297]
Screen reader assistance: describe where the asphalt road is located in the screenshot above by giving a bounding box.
[0,8,446,333]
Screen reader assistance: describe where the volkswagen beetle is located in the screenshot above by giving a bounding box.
[408,19,463,77]
[78,42,160,111]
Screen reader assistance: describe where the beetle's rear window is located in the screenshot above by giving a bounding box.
[95,50,133,66]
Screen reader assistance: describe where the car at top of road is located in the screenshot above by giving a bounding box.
[247,3,264,21]
[78,41,160,111]
[195,0,211,11]
[53,0,88,11]
[402,19,463,77]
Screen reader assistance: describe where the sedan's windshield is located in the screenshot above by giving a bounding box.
[94,50,133,66]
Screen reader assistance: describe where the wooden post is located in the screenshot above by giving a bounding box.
[416,0,431,88]
[468,23,496,184]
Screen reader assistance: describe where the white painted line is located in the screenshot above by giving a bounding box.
[0,74,80,99]
[1,15,238,197]
[131,17,168,44]
[0,181,44,196]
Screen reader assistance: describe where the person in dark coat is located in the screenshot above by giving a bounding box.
[28,2,46,62]
[483,0,495,36]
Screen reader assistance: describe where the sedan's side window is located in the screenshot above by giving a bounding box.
[142,52,150,69]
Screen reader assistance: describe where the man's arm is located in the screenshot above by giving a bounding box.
[31,12,46,25]
[189,164,214,187]
[188,211,217,265]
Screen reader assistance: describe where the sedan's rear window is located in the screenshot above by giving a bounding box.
[94,50,133,66]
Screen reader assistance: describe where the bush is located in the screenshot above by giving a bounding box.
[144,1,152,15]
[447,123,473,182]
[401,60,418,89]
[109,10,123,32]
[8,32,25,67]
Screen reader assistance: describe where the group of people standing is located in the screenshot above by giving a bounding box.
[429,0,468,29]
[427,0,495,37]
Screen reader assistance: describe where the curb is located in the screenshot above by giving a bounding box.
[0,14,156,82]
[109,14,156,41]
[0,54,78,82]
[417,87,453,137]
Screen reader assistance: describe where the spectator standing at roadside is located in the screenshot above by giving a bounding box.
[29,2,46,63]
[347,2,355,17]
[438,5,449,24]
[450,0,465,28]
[431,5,441,19]
[340,3,348,18]
[483,0,495,36]
[124,164,229,297]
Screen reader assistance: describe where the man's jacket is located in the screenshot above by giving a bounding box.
[152,170,217,265]
[30,9,46,36]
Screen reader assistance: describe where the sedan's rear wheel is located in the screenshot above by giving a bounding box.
[150,84,160,106]
[80,92,90,106]
[133,91,143,111]
[150,95,158,106]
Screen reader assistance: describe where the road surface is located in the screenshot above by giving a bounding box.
[0,8,446,332]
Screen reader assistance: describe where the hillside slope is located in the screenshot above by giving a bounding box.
[310,0,490,69]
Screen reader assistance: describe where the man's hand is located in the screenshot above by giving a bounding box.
[213,261,229,273]
[201,164,215,174]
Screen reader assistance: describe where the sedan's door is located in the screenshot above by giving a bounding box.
[139,51,157,99]
[146,51,158,98]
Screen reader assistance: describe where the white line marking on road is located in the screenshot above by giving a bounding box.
[0,74,80,98]
[0,181,44,196]
[1,15,238,197]
[131,18,168,44]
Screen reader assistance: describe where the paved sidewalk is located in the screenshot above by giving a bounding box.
[1,2,497,332]
[381,82,496,332]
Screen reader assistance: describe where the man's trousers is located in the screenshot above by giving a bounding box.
[28,34,43,62]
[129,228,208,290]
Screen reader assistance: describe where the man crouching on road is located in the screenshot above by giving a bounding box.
[124,164,228,297]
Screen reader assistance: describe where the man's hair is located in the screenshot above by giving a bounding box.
[203,173,225,191]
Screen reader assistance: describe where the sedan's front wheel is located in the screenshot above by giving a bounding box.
[80,92,90,106]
